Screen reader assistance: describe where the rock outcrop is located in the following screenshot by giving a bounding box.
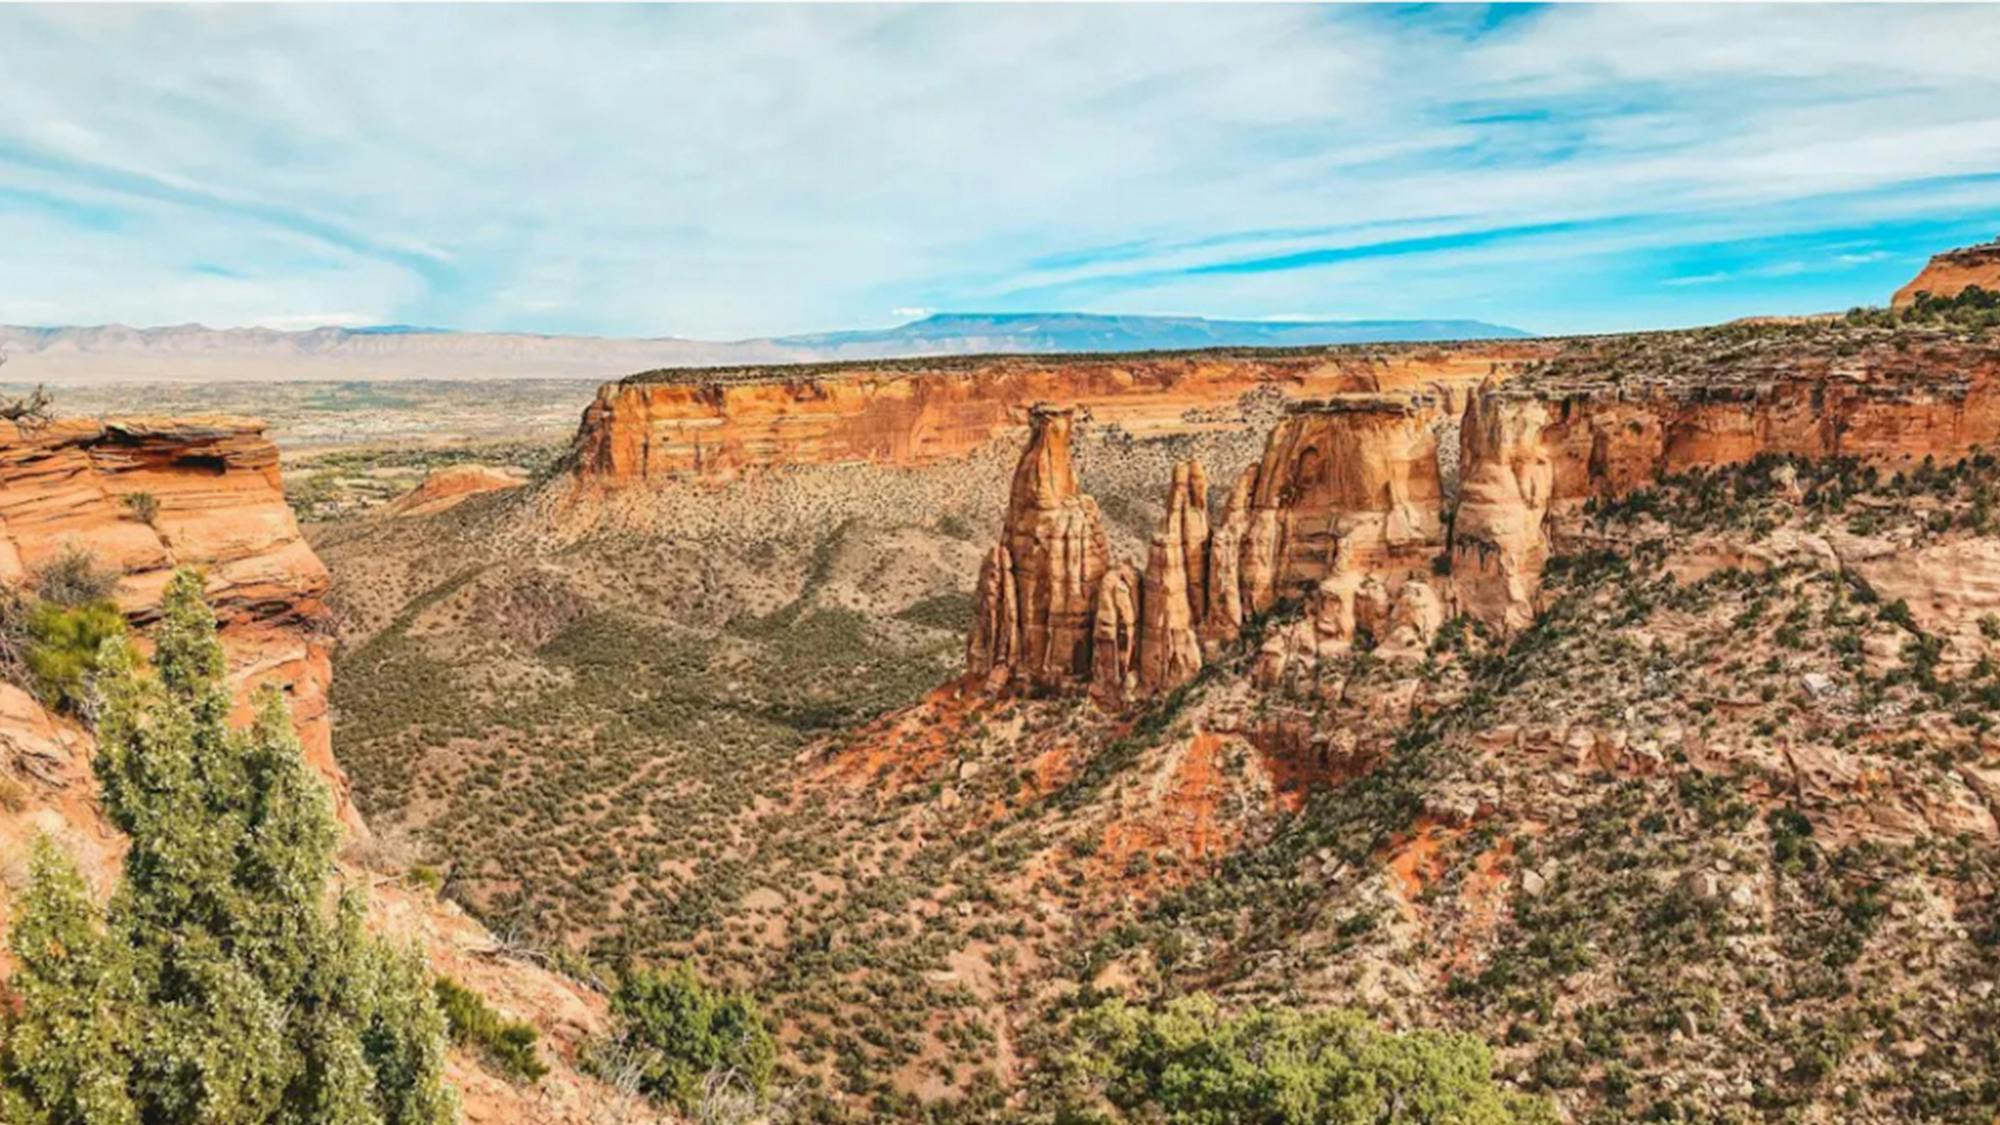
[388,464,526,517]
[1135,463,1205,697]
[1893,236,2000,308]
[0,415,348,822]
[1451,389,1554,631]
[967,325,2000,708]
[1005,406,1111,690]
[966,406,1113,692]
[1089,563,1141,705]
[0,414,645,1124]
[1233,395,1446,614]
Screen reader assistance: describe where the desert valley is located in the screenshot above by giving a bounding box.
[5,235,2000,1123]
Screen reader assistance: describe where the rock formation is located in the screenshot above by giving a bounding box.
[388,464,526,517]
[1233,395,1446,613]
[1451,388,1554,632]
[1893,235,2000,308]
[1198,467,1256,652]
[570,343,1549,485]
[967,324,2000,708]
[0,414,643,1123]
[1136,463,1205,696]
[0,415,349,824]
[965,405,1113,693]
[1006,406,1112,690]
[1089,563,1141,705]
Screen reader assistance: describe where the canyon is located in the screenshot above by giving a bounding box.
[10,281,2000,1122]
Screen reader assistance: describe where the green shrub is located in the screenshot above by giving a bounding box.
[600,962,777,1110]
[0,584,30,688]
[0,569,456,1125]
[1057,994,1554,1124]
[435,976,548,1083]
[120,492,160,526]
[24,599,125,713]
[896,591,975,632]
[30,547,117,607]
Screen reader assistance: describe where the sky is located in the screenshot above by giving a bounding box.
[1,3,1998,340]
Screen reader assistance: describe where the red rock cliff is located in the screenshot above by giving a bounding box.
[570,344,1548,484]
[1893,236,2000,308]
[0,415,347,822]
[967,326,2000,705]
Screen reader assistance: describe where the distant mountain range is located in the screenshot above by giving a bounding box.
[0,312,1530,384]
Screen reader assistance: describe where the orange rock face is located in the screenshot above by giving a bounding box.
[968,328,2000,705]
[571,343,1549,485]
[1135,463,1205,697]
[1893,236,2000,308]
[1235,395,1445,609]
[0,415,348,825]
[0,416,638,1120]
[1452,390,1554,632]
[1006,405,1112,690]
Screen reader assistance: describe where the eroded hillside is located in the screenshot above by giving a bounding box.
[316,312,2000,1122]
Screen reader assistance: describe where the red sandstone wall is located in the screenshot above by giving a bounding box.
[571,345,1550,484]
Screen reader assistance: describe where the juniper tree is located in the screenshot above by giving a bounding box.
[0,839,137,1125]
[1,568,457,1125]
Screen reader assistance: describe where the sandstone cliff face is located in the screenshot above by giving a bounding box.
[1005,406,1112,690]
[966,406,1113,692]
[1135,463,1204,697]
[0,416,346,820]
[571,343,1548,485]
[1893,236,2000,308]
[1235,396,1446,612]
[1451,390,1554,632]
[967,327,2000,707]
[0,416,640,1125]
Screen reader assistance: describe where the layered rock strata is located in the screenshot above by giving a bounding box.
[572,343,1548,484]
[0,415,637,1123]
[0,415,348,823]
[969,328,2000,705]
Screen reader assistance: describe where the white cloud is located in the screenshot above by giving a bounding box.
[0,5,1994,336]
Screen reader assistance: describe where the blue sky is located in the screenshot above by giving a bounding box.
[1,3,1997,339]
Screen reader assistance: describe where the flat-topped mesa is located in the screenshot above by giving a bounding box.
[0,415,352,828]
[567,343,1548,486]
[1894,236,2000,309]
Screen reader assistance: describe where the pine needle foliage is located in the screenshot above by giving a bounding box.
[0,568,458,1125]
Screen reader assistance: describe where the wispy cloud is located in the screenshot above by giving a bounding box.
[0,4,1996,337]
